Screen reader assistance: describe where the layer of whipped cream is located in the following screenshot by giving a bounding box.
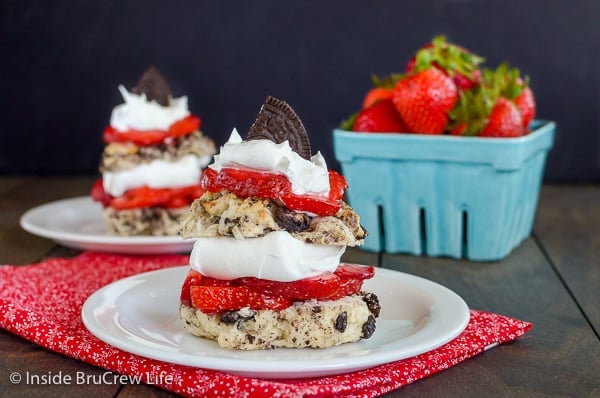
[103,154,211,197]
[209,129,330,197]
[189,231,345,282]
[110,85,190,132]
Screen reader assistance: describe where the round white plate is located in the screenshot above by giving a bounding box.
[20,197,195,254]
[82,266,470,378]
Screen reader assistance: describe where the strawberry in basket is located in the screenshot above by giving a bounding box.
[343,36,536,137]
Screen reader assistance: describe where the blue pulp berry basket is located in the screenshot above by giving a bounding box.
[333,120,556,261]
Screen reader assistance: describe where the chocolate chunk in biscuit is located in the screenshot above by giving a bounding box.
[274,207,311,233]
[362,315,376,339]
[334,311,348,332]
[132,66,171,106]
[363,292,381,317]
[247,96,312,159]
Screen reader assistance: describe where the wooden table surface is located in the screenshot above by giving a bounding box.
[0,177,598,397]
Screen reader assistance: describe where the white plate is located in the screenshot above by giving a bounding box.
[20,197,195,254]
[82,266,470,378]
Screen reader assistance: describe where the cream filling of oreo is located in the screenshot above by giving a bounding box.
[103,154,211,197]
[110,85,190,131]
[189,231,345,282]
[209,129,330,197]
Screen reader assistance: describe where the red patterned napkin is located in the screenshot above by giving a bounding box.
[0,252,531,397]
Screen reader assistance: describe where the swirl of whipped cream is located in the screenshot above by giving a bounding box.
[190,231,345,282]
[110,85,190,131]
[103,154,211,197]
[209,129,330,196]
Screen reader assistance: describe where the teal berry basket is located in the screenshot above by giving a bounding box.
[333,120,556,261]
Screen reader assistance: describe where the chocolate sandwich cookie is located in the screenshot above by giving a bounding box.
[247,96,312,160]
[132,66,172,106]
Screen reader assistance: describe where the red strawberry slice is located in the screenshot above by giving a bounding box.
[184,264,376,312]
[180,269,203,306]
[326,278,364,301]
[334,263,375,280]
[353,99,408,133]
[103,115,200,146]
[480,97,524,137]
[180,270,233,306]
[238,272,341,301]
[201,167,347,216]
[393,68,458,134]
[190,285,291,313]
[238,264,375,301]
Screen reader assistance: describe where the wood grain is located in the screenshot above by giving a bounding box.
[380,239,600,397]
[534,185,600,335]
[0,177,94,264]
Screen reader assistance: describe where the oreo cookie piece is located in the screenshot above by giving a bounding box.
[247,96,311,159]
[132,66,171,107]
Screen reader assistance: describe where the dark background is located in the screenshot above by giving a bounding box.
[1,0,598,182]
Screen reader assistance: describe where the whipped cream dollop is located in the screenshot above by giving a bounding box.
[190,231,345,282]
[209,129,330,196]
[103,154,211,196]
[110,85,190,131]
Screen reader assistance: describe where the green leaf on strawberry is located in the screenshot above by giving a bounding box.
[371,73,404,88]
[340,111,359,130]
[448,63,534,136]
[409,35,485,91]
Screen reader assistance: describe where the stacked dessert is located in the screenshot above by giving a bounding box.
[91,67,216,236]
[178,96,380,350]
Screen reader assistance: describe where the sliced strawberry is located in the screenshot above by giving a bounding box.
[238,272,341,301]
[324,264,375,300]
[183,264,376,311]
[334,263,376,280]
[201,168,347,216]
[101,183,204,210]
[282,170,347,215]
[190,285,291,313]
[90,178,112,206]
[280,192,338,216]
[393,67,458,134]
[103,115,201,146]
[353,99,408,133]
[326,278,364,301]
[236,264,375,303]
[180,269,203,306]
[201,167,289,199]
[109,185,204,210]
[110,186,172,209]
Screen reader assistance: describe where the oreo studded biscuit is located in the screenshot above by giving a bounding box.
[132,66,171,107]
[247,96,312,160]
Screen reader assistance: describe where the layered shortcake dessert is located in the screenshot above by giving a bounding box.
[91,67,216,236]
[178,96,380,350]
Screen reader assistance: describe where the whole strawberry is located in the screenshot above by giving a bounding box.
[352,99,408,133]
[480,97,524,137]
[448,63,535,137]
[514,86,536,130]
[361,73,403,109]
[407,36,484,91]
[393,67,458,134]
[362,87,394,109]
